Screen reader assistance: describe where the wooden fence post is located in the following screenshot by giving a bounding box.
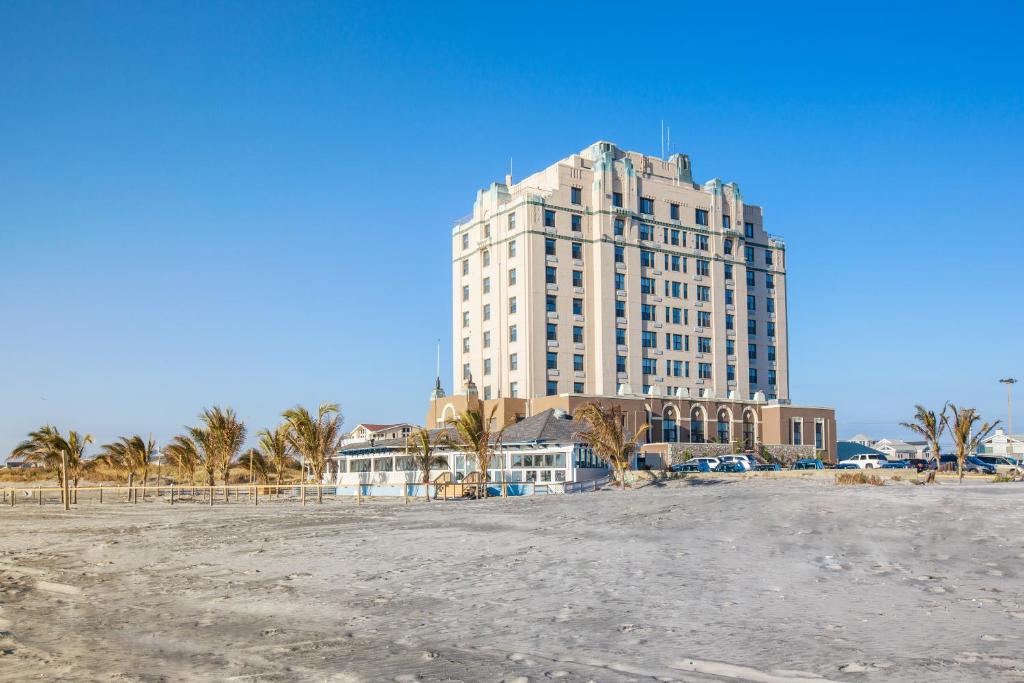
[356,483,362,505]
[403,482,409,504]
[254,484,258,506]
[301,481,306,506]
[170,486,175,505]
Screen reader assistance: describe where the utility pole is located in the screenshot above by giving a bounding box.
[61,450,70,511]
[1000,378,1017,456]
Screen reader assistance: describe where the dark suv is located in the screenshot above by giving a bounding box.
[907,458,937,472]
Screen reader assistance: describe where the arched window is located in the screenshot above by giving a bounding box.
[690,407,705,443]
[742,410,756,449]
[663,407,678,443]
[717,408,731,445]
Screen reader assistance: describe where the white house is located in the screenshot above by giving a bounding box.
[979,429,1024,458]
[871,438,929,460]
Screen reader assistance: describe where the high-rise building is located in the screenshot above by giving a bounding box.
[452,141,787,403]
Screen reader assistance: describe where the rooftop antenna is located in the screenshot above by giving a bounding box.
[660,120,665,159]
[667,126,671,156]
[435,338,441,379]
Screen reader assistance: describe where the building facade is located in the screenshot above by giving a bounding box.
[452,141,788,403]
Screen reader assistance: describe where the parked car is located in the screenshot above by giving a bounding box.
[974,456,1023,476]
[714,461,746,473]
[882,460,911,469]
[836,461,860,469]
[670,461,710,473]
[718,454,753,471]
[686,457,720,470]
[754,463,781,471]
[792,458,825,470]
[964,456,997,474]
[840,453,887,469]
[907,458,937,472]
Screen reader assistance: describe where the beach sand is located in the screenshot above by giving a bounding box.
[1,477,1023,681]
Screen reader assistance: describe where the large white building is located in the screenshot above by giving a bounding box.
[452,141,788,404]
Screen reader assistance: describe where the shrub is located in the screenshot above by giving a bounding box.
[993,473,1017,484]
[836,471,885,486]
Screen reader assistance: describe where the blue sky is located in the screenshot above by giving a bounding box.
[2,1,1022,455]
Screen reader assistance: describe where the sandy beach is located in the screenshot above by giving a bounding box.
[1,477,1023,682]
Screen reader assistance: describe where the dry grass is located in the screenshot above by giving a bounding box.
[835,471,885,486]
[992,473,1018,484]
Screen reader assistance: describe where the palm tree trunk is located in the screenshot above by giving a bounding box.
[127,472,134,502]
[423,472,430,501]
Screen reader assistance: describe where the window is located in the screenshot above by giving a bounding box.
[722,215,731,229]
[612,192,623,207]
[641,304,656,321]
[669,229,680,245]
[695,208,708,226]
[670,203,680,220]
[667,307,682,324]
[615,300,625,318]
[545,266,557,284]
[482,277,490,294]
[639,223,654,241]
[483,304,490,321]
[726,314,734,330]
[573,326,583,343]
[726,339,735,356]
[695,234,709,251]
[749,367,758,384]
[462,337,470,353]
[766,273,775,289]
[768,345,776,362]
[546,323,557,341]
[815,421,823,450]
[482,250,490,267]
[767,297,775,313]
[462,259,469,276]
[698,336,711,353]
[748,343,757,360]
[483,223,490,238]
[483,358,491,375]
[546,380,558,396]
[669,255,681,272]
[668,281,681,298]
[546,294,556,312]
[508,213,516,230]
[684,360,691,377]
[614,218,624,236]
[642,358,657,375]
[573,270,583,288]
[748,319,757,335]
[765,249,773,266]
[640,250,655,267]
[640,197,654,215]
[509,325,517,342]
[767,322,776,338]
[571,214,582,231]
[615,273,625,291]
[727,364,735,381]
[768,369,777,386]
[463,363,470,379]
[696,286,710,302]
[508,268,517,286]
[462,285,469,302]
[462,311,469,327]
[724,263,733,280]
[573,354,584,371]
[744,221,754,238]
[747,294,756,311]
[509,296,517,314]
[697,310,711,327]
[482,386,491,400]
[698,362,712,379]
[744,246,754,262]
[544,210,555,227]
[616,355,626,373]
[546,351,558,370]
[508,240,516,257]
[746,270,755,287]
[724,238,733,255]
[510,382,518,398]
[669,360,684,377]
[544,237,556,256]
[725,288,734,305]
[570,186,582,205]
[572,298,583,315]
[670,333,683,351]
[571,242,583,260]
[483,331,491,348]
[509,353,518,370]
[641,277,655,294]
[642,331,656,348]
[574,382,584,394]
[792,420,802,446]
[696,259,710,276]
[615,245,624,263]
[461,233,470,250]
[616,328,626,345]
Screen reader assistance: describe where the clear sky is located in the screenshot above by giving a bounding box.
[2,1,1022,456]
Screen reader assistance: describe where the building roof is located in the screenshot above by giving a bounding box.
[848,433,872,442]
[501,409,583,445]
[837,441,887,461]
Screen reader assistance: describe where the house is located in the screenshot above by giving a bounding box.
[340,423,415,446]
[978,429,1024,457]
[872,438,929,461]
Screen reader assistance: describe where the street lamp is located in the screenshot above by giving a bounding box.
[1000,378,1017,456]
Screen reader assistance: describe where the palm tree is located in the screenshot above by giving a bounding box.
[943,404,1000,483]
[242,447,270,484]
[407,428,447,501]
[96,435,156,499]
[444,406,508,498]
[11,426,92,502]
[282,402,344,503]
[574,403,649,489]
[900,404,947,477]
[256,424,295,492]
[164,434,201,489]
[188,407,246,499]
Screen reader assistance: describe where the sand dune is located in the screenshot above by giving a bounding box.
[0,477,1022,681]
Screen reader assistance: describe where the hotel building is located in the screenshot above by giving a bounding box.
[433,141,836,461]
